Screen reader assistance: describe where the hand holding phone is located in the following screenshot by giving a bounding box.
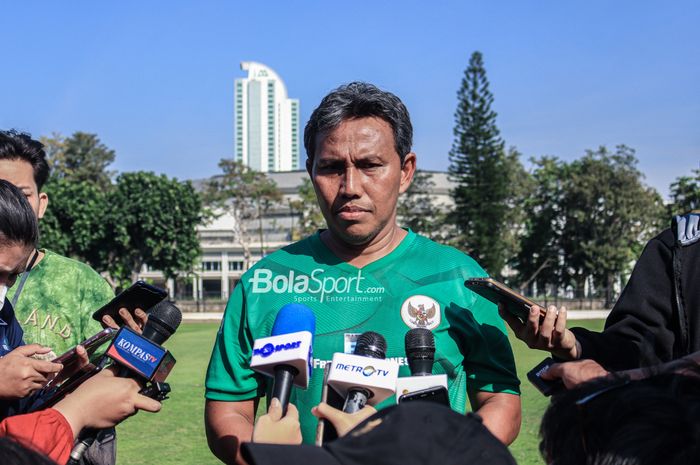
[526,358,565,396]
[467,278,581,360]
[92,281,167,329]
[464,278,545,321]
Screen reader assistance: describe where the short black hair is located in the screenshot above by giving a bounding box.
[540,365,700,465]
[0,129,50,190]
[0,179,39,248]
[303,82,413,165]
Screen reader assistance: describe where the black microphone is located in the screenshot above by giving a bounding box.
[142,300,183,345]
[405,328,435,376]
[342,331,387,413]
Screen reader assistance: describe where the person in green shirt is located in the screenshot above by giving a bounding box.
[0,130,114,354]
[205,82,521,464]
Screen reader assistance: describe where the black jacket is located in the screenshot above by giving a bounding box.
[571,213,700,371]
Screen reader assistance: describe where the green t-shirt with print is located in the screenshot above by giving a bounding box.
[205,230,520,443]
[8,249,114,354]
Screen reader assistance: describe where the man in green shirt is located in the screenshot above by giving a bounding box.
[0,130,116,464]
[0,131,114,354]
[205,83,521,464]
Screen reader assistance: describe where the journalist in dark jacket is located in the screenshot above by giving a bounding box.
[502,212,700,375]
[572,213,700,370]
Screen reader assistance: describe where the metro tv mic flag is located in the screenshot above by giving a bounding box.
[250,303,316,416]
[327,331,399,412]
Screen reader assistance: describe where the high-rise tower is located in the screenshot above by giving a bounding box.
[234,62,300,172]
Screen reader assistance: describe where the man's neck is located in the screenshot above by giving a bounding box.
[320,225,408,268]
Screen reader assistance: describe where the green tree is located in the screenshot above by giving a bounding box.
[448,51,527,277]
[669,168,700,215]
[204,160,281,268]
[560,146,665,305]
[39,178,108,270]
[397,170,451,241]
[103,172,202,287]
[515,157,567,293]
[289,178,325,240]
[41,132,116,190]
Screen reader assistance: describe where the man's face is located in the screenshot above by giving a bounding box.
[0,243,32,288]
[307,117,415,246]
[0,159,48,219]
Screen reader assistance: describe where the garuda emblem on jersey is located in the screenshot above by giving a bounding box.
[401,295,441,330]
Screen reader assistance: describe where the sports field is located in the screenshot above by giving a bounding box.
[117,319,605,465]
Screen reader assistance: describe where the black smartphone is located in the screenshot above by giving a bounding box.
[526,357,565,397]
[398,385,450,406]
[465,277,545,320]
[29,328,117,412]
[51,327,116,369]
[92,280,167,325]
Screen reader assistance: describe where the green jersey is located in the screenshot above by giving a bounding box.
[206,230,520,443]
[8,249,114,354]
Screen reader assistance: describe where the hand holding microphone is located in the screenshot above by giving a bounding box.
[251,398,302,445]
[53,368,162,437]
[67,301,182,464]
[312,401,377,437]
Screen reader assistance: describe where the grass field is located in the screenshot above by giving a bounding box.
[117,319,605,465]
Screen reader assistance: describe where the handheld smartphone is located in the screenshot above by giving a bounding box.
[29,328,117,412]
[398,385,450,406]
[526,357,565,397]
[51,327,117,369]
[464,277,546,321]
[92,280,167,325]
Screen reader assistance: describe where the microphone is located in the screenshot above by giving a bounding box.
[343,332,387,413]
[405,328,435,376]
[142,300,183,345]
[67,302,182,464]
[250,303,316,416]
[395,328,448,403]
[326,331,399,413]
[111,300,182,379]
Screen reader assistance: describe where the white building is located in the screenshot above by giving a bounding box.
[234,62,301,172]
[138,171,454,311]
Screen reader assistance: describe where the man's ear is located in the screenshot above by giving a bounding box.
[306,158,313,177]
[398,152,417,194]
[37,191,48,219]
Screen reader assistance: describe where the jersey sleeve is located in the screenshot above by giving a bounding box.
[461,293,521,395]
[205,284,263,401]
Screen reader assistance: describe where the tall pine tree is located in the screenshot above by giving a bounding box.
[448,51,525,278]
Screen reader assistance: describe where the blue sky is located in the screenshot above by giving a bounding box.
[2,1,698,198]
